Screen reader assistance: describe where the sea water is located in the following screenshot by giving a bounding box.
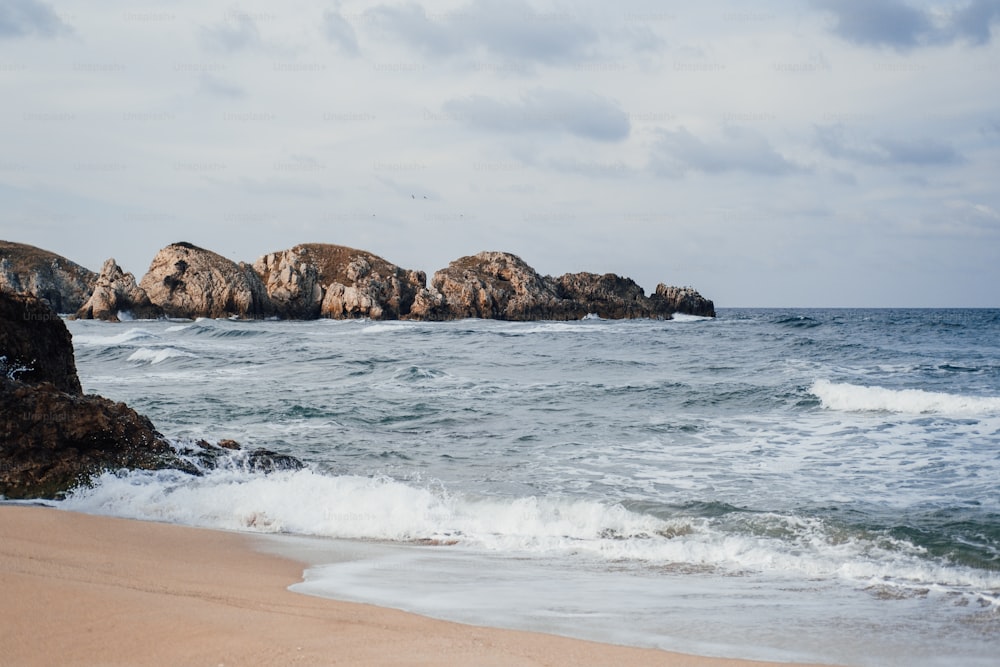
[56,309,1000,665]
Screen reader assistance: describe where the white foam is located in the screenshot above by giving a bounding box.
[811,380,1000,415]
[362,323,418,334]
[72,327,159,346]
[126,347,197,365]
[670,313,713,322]
[164,325,190,333]
[57,467,1000,602]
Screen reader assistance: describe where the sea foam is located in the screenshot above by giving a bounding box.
[57,464,1000,603]
[811,380,1000,415]
[127,347,198,365]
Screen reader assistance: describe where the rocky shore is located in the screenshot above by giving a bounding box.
[0,291,302,499]
[1,240,715,321]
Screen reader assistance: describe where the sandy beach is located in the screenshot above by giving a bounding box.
[0,505,834,667]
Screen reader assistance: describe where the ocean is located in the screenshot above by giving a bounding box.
[55,309,999,666]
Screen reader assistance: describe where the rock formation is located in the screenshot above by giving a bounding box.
[420,251,714,321]
[650,284,716,318]
[0,292,303,499]
[0,291,81,394]
[2,239,716,322]
[0,292,182,498]
[254,244,426,320]
[422,251,571,320]
[0,240,96,313]
[139,242,272,319]
[555,272,657,320]
[76,258,163,321]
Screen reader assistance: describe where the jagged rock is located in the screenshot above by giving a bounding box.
[407,286,450,321]
[426,251,573,321]
[174,440,304,474]
[245,448,307,473]
[650,284,716,318]
[252,246,324,318]
[0,240,97,313]
[0,292,190,499]
[254,244,426,320]
[139,242,273,319]
[555,272,656,319]
[76,258,163,322]
[0,292,81,394]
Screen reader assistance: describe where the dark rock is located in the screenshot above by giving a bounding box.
[650,284,716,318]
[76,258,163,321]
[554,272,656,319]
[0,292,193,498]
[171,439,304,475]
[245,448,306,473]
[0,240,97,313]
[0,292,82,394]
[139,242,273,319]
[0,379,192,498]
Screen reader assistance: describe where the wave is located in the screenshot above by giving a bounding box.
[73,327,159,347]
[670,313,713,323]
[127,347,198,365]
[811,380,1000,415]
[57,464,1000,605]
[774,315,822,328]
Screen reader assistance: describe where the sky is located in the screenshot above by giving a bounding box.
[1,0,998,307]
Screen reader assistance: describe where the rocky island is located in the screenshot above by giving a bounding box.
[1,240,715,321]
[0,238,712,497]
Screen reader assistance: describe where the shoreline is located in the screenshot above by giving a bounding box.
[0,505,834,667]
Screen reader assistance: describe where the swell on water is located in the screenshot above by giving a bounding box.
[811,379,1000,415]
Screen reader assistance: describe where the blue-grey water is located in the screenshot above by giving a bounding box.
[56,309,1000,666]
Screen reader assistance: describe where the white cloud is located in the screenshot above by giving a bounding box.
[650,126,804,177]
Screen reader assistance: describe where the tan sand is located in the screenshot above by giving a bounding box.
[0,506,833,666]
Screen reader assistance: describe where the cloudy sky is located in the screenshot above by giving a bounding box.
[2,0,998,306]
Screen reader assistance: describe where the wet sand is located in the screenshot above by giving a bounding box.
[0,505,832,666]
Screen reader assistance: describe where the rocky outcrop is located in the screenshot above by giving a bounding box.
[139,242,272,319]
[0,292,304,499]
[650,285,716,318]
[252,246,323,319]
[0,292,181,498]
[555,272,657,320]
[2,239,716,322]
[254,244,426,320]
[0,240,96,313]
[419,252,714,321]
[423,251,571,320]
[76,258,163,321]
[0,292,81,394]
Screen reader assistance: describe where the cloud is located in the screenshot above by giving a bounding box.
[814,0,1000,49]
[443,89,630,142]
[650,127,803,178]
[0,0,69,39]
[197,74,246,99]
[815,125,963,166]
[323,8,359,56]
[951,0,1000,44]
[367,0,597,65]
[200,14,262,53]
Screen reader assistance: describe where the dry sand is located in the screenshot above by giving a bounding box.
[0,505,832,666]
